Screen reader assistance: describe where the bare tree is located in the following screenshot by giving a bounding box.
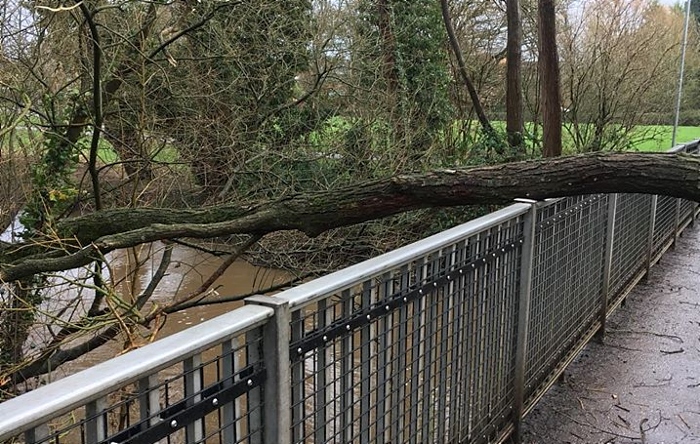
[560,0,691,152]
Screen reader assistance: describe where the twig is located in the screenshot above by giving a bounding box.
[617,415,630,427]
[639,418,648,444]
[609,329,683,343]
[660,348,684,355]
[551,407,641,441]
[641,411,663,434]
[147,235,262,320]
[634,375,672,388]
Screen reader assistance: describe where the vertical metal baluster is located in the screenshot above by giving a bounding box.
[421,254,437,441]
[220,338,238,444]
[408,257,426,444]
[375,272,391,444]
[25,423,50,444]
[461,233,481,441]
[475,231,490,441]
[85,396,108,443]
[492,224,506,432]
[314,297,328,444]
[139,374,161,430]
[245,296,292,444]
[289,308,304,443]
[360,280,374,443]
[597,194,617,341]
[513,203,536,443]
[486,225,500,439]
[246,331,263,444]
[339,289,353,442]
[436,246,454,441]
[392,265,410,442]
[447,240,466,440]
[674,197,681,247]
[646,196,658,277]
[184,354,204,443]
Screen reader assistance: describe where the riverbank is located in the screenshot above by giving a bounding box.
[518,225,700,443]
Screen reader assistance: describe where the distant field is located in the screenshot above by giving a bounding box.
[489,121,700,153]
[630,125,700,152]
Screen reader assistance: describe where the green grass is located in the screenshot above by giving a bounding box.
[452,121,700,154]
[629,125,700,152]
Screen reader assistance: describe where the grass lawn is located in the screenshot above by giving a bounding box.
[630,125,700,152]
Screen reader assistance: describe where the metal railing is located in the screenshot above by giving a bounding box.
[0,141,698,444]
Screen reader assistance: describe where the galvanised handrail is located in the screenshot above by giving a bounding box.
[276,202,531,309]
[0,305,273,441]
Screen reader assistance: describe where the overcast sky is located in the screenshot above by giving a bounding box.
[658,0,686,6]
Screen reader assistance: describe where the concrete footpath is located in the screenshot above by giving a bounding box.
[519,224,700,444]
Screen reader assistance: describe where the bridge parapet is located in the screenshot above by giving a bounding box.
[0,142,698,444]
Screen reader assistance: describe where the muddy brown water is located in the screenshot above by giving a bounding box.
[52,243,290,375]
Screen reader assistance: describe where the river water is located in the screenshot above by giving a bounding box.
[1,217,288,378]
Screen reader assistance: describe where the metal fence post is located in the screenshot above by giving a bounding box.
[85,397,108,443]
[245,295,292,444]
[24,424,49,444]
[597,194,617,342]
[513,201,536,443]
[645,195,658,277]
[138,375,160,427]
[184,354,204,443]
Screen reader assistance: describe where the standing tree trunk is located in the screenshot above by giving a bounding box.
[377,0,399,98]
[506,0,525,153]
[538,0,562,157]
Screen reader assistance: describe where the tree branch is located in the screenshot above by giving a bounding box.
[2,153,699,282]
[78,1,102,210]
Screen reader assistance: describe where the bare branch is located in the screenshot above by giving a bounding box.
[2,153,699,282]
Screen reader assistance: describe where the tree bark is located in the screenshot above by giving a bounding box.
[2,153,699,282]
[377,0,399,97]
[506,0,524,151]
[538,0,562,157]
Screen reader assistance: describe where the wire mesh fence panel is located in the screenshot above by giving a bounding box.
[685,141,700,153]
[609,194,652,304]
[3,308,271,444]
[524,195,608,403]
[6,140,700,444]
[31,335,264,444]
[287,212,525,444]
[652,195,676,258]
[680,142,699,225]
[680,199,694,226]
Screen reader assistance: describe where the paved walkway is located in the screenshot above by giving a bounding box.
[520,223,700,444]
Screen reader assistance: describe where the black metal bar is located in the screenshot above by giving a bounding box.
[102,367,265,444]
[289,237,523,359]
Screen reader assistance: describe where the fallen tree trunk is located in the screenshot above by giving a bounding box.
[1,152,699,282]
